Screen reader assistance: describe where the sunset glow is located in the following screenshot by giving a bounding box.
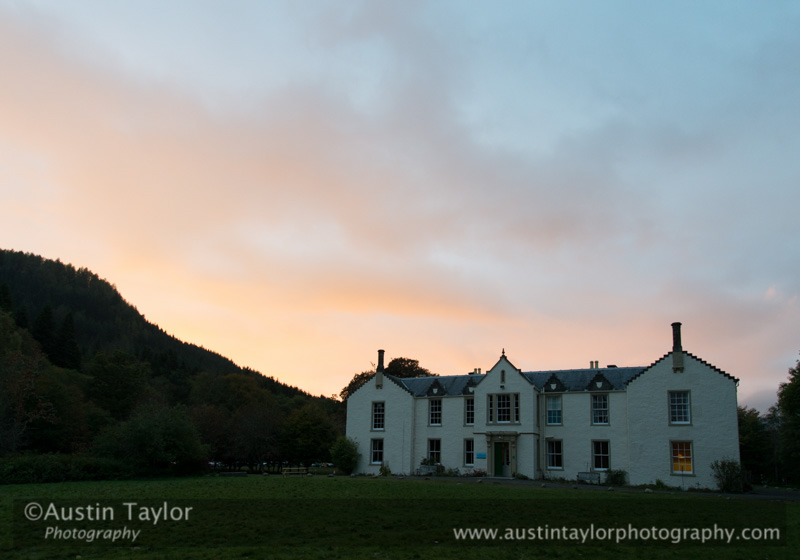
[2,1,799,410]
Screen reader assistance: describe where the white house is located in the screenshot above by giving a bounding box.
[345,323,740,489]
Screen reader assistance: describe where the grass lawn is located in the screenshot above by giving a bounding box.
[1,475,796,559]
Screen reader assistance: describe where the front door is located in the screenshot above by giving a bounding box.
[494,442,510,477]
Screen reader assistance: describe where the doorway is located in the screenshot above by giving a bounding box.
[493,441,510,477]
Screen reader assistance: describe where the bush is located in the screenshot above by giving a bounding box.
[604,469,627,486]
[330,437,360,475]
[0,454,132,484]
[711,459,750,493]
[379,463,392,477]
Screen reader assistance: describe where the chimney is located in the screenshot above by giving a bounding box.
[671,322,684,372]
[375,349,385,388]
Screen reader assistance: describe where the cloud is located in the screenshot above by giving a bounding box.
[1,2,799,401]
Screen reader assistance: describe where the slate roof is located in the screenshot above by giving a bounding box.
[391,374,479,397]
[524,368,644,392]
[388,367,644,396]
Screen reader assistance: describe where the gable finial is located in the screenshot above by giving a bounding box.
[502,348,505,357]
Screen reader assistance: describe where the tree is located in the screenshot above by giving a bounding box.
[232,400,283,472]
[87,351,149,420]
[339,357,435,402]
[330,436,360,475]
[53,312,82,370]
[0,283,12,313]
[385,357,433,378]
[0,339,57,456]
[32,304,56,360]
[281,403,337,466]
[339,371,374,402]
[94,402,207,474]
[776,355,800,484]
[737,406,771,484]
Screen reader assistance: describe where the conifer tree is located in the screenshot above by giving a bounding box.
[0,283,12,313]
[32,304,56,360]
[54,312,82,370]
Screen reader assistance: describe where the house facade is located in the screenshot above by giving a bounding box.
[345,323,740,489]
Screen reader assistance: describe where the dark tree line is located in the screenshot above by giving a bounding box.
[738,355,800,486]
[0,250,343,479]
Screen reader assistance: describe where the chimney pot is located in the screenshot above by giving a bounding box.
[377,349,385,372]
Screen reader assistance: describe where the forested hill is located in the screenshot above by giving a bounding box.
[0,248,307,399]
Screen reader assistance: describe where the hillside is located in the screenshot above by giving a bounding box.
[0,248,305,398]
[0,249,342,475]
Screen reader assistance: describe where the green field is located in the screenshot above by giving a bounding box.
[1,475,796,559]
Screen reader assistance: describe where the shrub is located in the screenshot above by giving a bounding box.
[379,463,392,477]
[330,437,360,475]
[604,469,627,486]
[0,454,132,484]
[711,459,750,493]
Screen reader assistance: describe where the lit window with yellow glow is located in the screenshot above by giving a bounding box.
[671,441,693,474]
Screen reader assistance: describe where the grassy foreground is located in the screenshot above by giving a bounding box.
[1,475,796,559]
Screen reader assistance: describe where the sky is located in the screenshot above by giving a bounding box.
[1,0,798,412]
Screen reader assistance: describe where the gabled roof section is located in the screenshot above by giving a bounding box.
[486,349,523,377]
[395,375,480,397]
[541,373,566,393]
[587,372,614,391]
[525,368,643,392]
[625,351,739,386]
[461,376,478,395]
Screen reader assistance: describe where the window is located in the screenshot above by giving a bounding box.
[592,440,609,470]
[546,396,562,425]
[496,394,511,422]
[464,398,474,425]
[370,439,383,464]
[428,439,441,464]
[669,391,691,424]
[429,399,442,426]
[487,393,519,424]
[464,438,474,466]
[547,440,563,469]
[372,402,385,430]
[671,441,693,474]
[592,394,609,425]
